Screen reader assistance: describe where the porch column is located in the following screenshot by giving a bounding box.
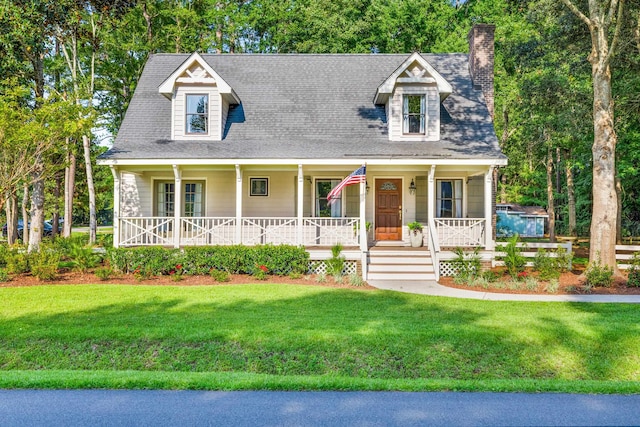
[484,166,495,250]
[360,178,367,280]
[172,165,182,248]
[428,165,436,247]
[428,165,436,221]
[297,164,304,245]
[235,165,242,244]
[109,166,120,248]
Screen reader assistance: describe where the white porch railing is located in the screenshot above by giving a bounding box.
[241,217,298,245]
[302,218,359,247]
[120,217,174,246]
[434,218,485,247]
[118,216,360,247]
[181,217,236,246]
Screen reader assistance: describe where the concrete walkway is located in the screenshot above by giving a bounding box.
[367,280,640,303]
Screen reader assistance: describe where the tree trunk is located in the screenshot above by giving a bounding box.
[4,190,18,245]
[63,148,76,238]
[22,183,29,246]
[52,172,62,237]
[589,61,619,273]
[141,1,153,46]
[560,0,623,276]
[546,145,556,243]
[28,162,44,252]
[83,135,97,244]
[565,154,577,237]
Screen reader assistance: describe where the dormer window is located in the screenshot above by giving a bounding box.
[403,95,426,134]
[186,94,208,134]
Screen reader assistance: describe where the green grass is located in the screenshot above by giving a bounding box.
[1,284,639,392]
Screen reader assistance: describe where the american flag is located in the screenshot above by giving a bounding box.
[327,165,366,205]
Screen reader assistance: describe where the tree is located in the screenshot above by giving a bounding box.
[560,0,625,274]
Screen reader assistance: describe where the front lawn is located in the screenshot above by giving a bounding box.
[1,284,639,392]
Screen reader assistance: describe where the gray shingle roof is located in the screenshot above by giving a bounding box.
[100,53,505,162]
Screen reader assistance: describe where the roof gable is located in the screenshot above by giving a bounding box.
[158,52,240,103]
[374,52,453,104]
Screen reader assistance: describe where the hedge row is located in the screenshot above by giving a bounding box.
[107,245,310,276]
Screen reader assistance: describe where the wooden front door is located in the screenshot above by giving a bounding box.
[375,179,402,241]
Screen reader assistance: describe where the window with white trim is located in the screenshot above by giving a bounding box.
[315,179,341,217]
[156,181,204,217]
[436,179,462,218]
[403,94,426,134]
[186,94,208,134]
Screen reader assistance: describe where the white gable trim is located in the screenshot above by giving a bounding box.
[374,52,453,104]
[158,52,240,103]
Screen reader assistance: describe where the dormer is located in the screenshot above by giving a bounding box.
[374,53,452,142]
[159,52,240,141]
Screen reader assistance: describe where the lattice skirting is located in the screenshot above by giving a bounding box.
[308,260,358,276]
[439,260,479,277]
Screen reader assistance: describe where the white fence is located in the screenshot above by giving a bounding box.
[493,241,573,268]
[616,245,640,270]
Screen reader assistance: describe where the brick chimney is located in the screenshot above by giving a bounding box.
[468,24,495,118]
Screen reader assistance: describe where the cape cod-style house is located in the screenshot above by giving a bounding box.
[98,24,506,282]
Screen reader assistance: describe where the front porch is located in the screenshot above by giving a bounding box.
[108,162,499,280]
[116,216,487,249]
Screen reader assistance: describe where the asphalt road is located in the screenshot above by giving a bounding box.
[0,390,639,426]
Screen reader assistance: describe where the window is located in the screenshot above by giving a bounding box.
[184,183,203,216]
[436,180,462,218]
[315,179,341,217]
[186,94,208,134]
[156,181,204,216]
[250,178,268,196]
[403,94,426,134]
[157,182,175,217]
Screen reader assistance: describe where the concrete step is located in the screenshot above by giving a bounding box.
[367,272,437,281]
[368,263,434,273]
[368,256,433,265]
[369,249,431,257]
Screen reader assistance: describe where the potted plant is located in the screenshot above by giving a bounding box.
[407,221,423,247]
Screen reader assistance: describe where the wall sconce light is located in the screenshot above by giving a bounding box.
[409,178,417,195]
[365,181,370,194]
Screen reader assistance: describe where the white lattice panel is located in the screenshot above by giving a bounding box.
[308,260,357,276]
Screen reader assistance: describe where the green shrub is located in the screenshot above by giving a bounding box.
[0,244,10,267]
[627,252,640,288]
[480,270,500,283]
[97,233,113,248]
[451,247,481,283]
[348,273,365,287]
[30,249,60,281]
[5,249,29,274]
[585,255,614,288]
[108,245,310,278]
[51,235,90,258]
[325,244,345,277]
[0,268,9,282]
[210,269,231,282]
[497,234,526,279]
[69,244,103,273]
[555,246,573,272]
[94,267,114,281]
[534,249,560,280]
